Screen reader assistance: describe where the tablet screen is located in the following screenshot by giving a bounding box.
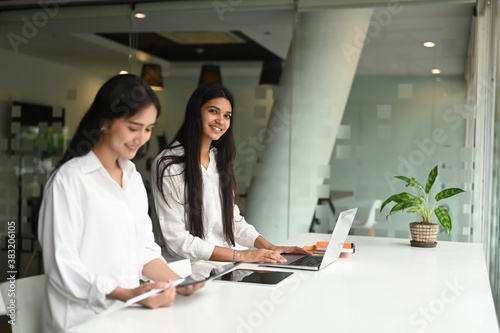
[176,262,243,288]
[176,273,208,288]
[213,269,293,286]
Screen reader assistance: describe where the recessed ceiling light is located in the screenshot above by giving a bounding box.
[431,69,441,74]
[134,13,146,19]
[119,70,128,75]
[423,42,435,48]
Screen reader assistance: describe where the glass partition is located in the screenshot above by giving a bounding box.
[287,3,476,245]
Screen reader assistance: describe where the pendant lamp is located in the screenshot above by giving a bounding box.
[141,64,163,91]
[198,64,222,86]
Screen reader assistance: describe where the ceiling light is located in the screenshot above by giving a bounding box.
[141,64,163,91]
[134,13,146,19]
[198,65,222,86]
[423,42,435,48]
[431,69,441,74]
[136,50,150,63]
[119,70,128,75]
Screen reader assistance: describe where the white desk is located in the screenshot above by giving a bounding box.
[72,234,499,333]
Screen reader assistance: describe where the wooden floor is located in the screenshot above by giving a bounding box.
[0,315,13,333]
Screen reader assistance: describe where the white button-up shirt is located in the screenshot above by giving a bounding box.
[151,144,261,261]
[38,151,163,333]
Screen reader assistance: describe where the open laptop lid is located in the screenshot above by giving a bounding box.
[259,207,357,271]
[319,207,357,270]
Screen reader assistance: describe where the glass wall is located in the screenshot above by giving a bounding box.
[323,3,474,243]
[482,0,500,320]
[0,3,497,315]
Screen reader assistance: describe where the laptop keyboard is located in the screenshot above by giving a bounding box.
[289,255,323,267]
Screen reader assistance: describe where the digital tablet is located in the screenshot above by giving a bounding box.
[176,262,242,288]
[213,269,293,286]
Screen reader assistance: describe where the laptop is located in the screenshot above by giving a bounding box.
[260,207,357,271]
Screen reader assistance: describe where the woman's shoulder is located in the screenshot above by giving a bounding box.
[156,142,185,160]
[46,154,91,189]
[52,155,85,177]
[166,141,184,156]
[155,143,185,173]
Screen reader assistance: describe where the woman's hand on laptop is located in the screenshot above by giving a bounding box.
[237,249,287,263]
[249,236,311,261]
[271,245,313,256]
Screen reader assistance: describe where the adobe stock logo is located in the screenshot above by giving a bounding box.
[340,1,403,63]
[402,278,467,332]
[7,0,69,54]
[213,0,243,22]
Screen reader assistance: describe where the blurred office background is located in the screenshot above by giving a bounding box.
[0,0,498,321]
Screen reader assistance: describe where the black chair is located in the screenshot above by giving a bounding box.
[22,196,43,277]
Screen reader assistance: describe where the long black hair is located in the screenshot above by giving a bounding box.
[156,83,238,246]
[55,74,161,171]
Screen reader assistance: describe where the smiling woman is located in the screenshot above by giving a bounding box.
[38,74,204,333]
[200,97,232,168]
[150,83,310,265]
[92,103,157,186]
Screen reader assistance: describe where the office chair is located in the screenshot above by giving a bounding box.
[351,199,383,236]
[22,197,43,277]
[0,274,45,333]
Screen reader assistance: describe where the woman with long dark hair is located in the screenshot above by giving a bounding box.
[38,74,203,333]
[151,83,309,263]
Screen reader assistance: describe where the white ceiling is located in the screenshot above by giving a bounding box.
[0,1,475,78]
[357,3,474,76]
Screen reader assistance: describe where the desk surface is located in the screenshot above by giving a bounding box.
[72,234,499,333]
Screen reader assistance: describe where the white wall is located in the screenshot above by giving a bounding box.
[0,49,107,139]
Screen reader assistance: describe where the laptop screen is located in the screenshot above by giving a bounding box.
[320,207,358,269]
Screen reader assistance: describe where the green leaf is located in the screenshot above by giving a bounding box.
[388,199,421,217]
[380,192,419,212]
[435,188,466,201]
[407,207,420,213]
[425,165,438,194]
[394,175,412,184]
[435,206,452,236]
[395,176,424,192]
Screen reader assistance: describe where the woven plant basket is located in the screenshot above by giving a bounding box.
[410,222,439,247]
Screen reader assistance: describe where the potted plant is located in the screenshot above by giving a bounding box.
[380,165,465,247]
